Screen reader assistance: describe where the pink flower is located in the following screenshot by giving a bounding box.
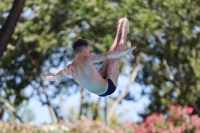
[170,104,176,109]
[180,123,186,132]
[120,105,200,133]
[158,114,164,118]
[195,121,200,127]
[185,106,193,114]
[195,130,200,133]
[191,115,198,120]
[187,125,193,130]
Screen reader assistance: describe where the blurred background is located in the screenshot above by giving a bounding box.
[0,0,200,132]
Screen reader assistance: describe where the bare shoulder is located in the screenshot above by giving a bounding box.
[63,64,71,75]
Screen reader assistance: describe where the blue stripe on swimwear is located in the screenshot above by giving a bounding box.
[98,77,116,97]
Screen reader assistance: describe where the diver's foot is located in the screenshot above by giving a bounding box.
[122,17,130,34]
[117,18,124,34]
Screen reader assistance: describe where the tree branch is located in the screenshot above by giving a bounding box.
[162,59,175,81]
[0,102,4,121]
[78,87,85,120]
[93,97,101,120]
[31,82,46,105]
[3,100,23,123]
[0,0,26,58]
[39,76,57,123]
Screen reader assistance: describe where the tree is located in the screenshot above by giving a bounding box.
[0,102,4,121]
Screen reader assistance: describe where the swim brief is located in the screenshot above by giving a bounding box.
[98,77,116,97]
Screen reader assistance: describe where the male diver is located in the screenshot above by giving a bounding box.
[46,17,136,97]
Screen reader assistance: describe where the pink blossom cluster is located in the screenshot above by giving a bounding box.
[121,105,200,133]
[1,105,200,133]
[66,119,117,133]
[0,122,44,133]
[168,105,193,120]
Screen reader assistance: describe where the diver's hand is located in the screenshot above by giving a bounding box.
[46,75,58,82]
[126,46,136,58]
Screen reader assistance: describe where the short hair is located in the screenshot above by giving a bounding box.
[72,38,90,54]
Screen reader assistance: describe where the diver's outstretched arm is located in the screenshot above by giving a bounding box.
[46,67,69,82]
[88,46,136,64]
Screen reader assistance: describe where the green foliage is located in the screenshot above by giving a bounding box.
[132,0,200,116]
[0,0,200,122]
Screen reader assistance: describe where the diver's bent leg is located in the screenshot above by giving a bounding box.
[98,18,123,77]
[107,58,120,86]
[114,18,129,52]
[107,18,129,86]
